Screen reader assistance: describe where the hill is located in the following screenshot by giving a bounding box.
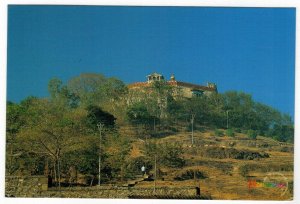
[128,128,293,200]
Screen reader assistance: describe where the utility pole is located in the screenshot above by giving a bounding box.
[191,113,196,146]
[97,122,104,186]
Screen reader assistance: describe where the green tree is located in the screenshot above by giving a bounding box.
[102,132,132,181]
[143,141,185,169]
[247,130,258,140]
[226,129,235,137]
[86,105,116,130]
[67,73,127,109]
[126,102,154,126]
[17,98,93,187]
[48,78,79,108]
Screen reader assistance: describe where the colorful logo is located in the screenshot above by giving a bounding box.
[248,172,289,196]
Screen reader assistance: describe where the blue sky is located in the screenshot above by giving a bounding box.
[7,6,295,118]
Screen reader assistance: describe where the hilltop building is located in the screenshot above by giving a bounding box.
[128,72,217,98]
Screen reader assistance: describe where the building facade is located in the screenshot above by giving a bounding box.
[127,72,217,98]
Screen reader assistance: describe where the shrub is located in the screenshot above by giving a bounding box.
[160,143,185,168]
[239,165,249,177]
[280,146,294,153]
[247,130,258,140]
[199,147,269,160]
[174,169,207,181]
[288,181,293,194]
[144,142,185,168]
[226,129,235,137]
[234,128,242,133]
[239,163,293,177]
[214,129,224,137]
[126,156,153,176]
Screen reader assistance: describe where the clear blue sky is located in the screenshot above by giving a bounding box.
[7,6,295,118]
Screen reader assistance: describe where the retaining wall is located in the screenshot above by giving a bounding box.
[5,176,199,198]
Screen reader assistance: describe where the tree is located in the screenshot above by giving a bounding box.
[226,129,235,137]
[270,124,294,143]
[86,105,116,130]
[6,101,25,175]
[67,73,107,106]
[67,73,128,109]
[48,78,79,108]
[17,98,93,187]
[6,97,46,175]
[126,102,154,126]
[143,141,185,169]
[102,132,132,181]
[247,130,258,140]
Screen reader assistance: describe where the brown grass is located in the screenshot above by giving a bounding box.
[130,129,294,200]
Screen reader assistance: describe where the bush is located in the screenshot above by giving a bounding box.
[234,128,242,133]
[247,130,258,140]
[226,129,235,137]
[288,181,293,194]
[160,143,185,168]
[239,163,293,177]
[239,166,249,177]
[174,169,207,181]
[214,129,224,137]
[144,142,185,168]
[199,147,269,160]
[194,160,233,174]
[126,156,153,176]
[280,146,294,153]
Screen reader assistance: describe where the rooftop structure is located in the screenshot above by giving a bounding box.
[128,73,217,98]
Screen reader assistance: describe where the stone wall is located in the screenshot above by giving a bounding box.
[5,176,200,198]
[43,186,198,198]
[5,176,48,197]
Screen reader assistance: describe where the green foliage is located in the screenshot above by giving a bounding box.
[174,169,207,181]
[239,165,249,177]
[6,102,24,135]
[86,105,116,130]
[67,73,127,107]
[226,129,235,137]
[269,124,294,143]
[126,102,154,126]
[6,73,295,186]
[247,130,258,140]
[234,128,242,133]
[144,142,185,168]
[126,156,153,177]
[200,146,269,160]
[214,129,224,137]
[102,132,132,181]
[239,163,294,178]
[288,181,294,195]
[48,78,79,108]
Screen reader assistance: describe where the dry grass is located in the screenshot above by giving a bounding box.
[131,129,294,200]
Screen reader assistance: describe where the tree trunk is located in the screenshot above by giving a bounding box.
[53,160,57,187]
[57,158,61,190]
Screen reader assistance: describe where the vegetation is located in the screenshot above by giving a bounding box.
[199,147,269,160]
[214,129,224,137]
[239,163,294,177]
[174,169,207,181]
[6,73,294,187]
[226,129,235,137]
[247,130,258,140]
